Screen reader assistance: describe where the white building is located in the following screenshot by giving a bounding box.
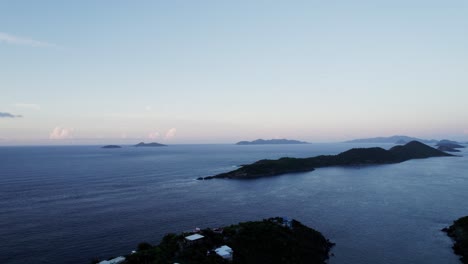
[215,245,233,260]
[98,256,125,264]
[185,234,204,245]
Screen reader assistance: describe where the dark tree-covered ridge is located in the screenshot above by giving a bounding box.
[201,141,453,180]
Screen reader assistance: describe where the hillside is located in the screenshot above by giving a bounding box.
[114,218,334,264]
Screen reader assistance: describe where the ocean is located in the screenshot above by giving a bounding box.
[1,143,467,264]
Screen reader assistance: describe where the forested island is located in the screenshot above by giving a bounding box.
[343,135,438,144]
[443,216,468,263]
[134,142,167,147]
[236,139,308,145]
[95,217,333,264]
[200,141,452,180]
[101,145,122,149]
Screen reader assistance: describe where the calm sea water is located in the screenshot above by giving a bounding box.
[1,143,467,264]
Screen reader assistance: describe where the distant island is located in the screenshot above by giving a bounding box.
[443,216,468,263]
[344,135,438,144]
[134,142,167,147]
[101,145,122,149]
[199,141,453,180]
[436,139,465,149]
[95,217,334,264]
[437,146,461,153]
[236,139,308,145]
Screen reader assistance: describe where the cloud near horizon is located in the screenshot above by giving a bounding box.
[0,32,56,48]
[165,128,177,139]
[49,127,74,139]
[0,112,22,118]
[148,131,160,140]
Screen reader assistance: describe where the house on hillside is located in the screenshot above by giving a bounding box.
[98,256,125,264]
[185,234,204,245]
[215,245,233,260]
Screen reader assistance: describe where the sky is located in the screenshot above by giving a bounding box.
[1,0,468,145]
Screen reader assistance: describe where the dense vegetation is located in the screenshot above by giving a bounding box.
[201,141,452,180]
[444,216,468,263]
[116,218,333,264]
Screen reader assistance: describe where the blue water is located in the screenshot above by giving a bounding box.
[1,143,467,264]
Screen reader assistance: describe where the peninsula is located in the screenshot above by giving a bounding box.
[443,216,468,263]
[200,141,452,180]
[134,142,167,147]
[100,217,333,264]
[236,138,308,145]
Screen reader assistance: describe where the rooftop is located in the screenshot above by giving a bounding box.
[185,234,204,241]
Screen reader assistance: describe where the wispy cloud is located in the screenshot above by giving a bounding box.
[49,127,74,139]
[148,131,160,140]
[13,103,41,110]
[0,112,22,118]
[0,32,56,48]
[165,128,177,139]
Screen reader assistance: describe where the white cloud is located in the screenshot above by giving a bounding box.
[0,32,56,48]
[13,103,41,110]
[145,106,152,111]
[148,131,160,140]
[165,128,177,139]
[49,127,74,139]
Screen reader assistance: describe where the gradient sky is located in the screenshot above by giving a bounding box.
[1,0,468,145]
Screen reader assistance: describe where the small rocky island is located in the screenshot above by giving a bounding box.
[443,216,468,263]
[134,142,167,147]
[101,145,122,149]
[200,141,453,180]
[236,139,308,145]
[95,217,334,264]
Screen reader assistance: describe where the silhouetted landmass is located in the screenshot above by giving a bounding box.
[236,139,308,145]
[200,141,452,180]
[101,145,122,149]
[436,139,465,149]
[134,142,167,147]
[120,217,333,264]
[437,146,461,153]
[344,135,437,144]
[443,216,468,263]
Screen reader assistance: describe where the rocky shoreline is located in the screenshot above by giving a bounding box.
[443,216,468,263]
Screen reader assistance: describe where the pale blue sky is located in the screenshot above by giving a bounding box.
[1,1,468,145]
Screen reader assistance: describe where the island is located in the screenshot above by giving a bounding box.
[199,141,453,180]
[344,135,438,144]
[101,145,122,149]
[95,217,334,264]
[236,139,309,145]
[134,142,167,147]
[437,145,461,153]
[443,216,468,263]
[436,139,465,149]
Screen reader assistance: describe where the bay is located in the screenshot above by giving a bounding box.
[0,143,466,264]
